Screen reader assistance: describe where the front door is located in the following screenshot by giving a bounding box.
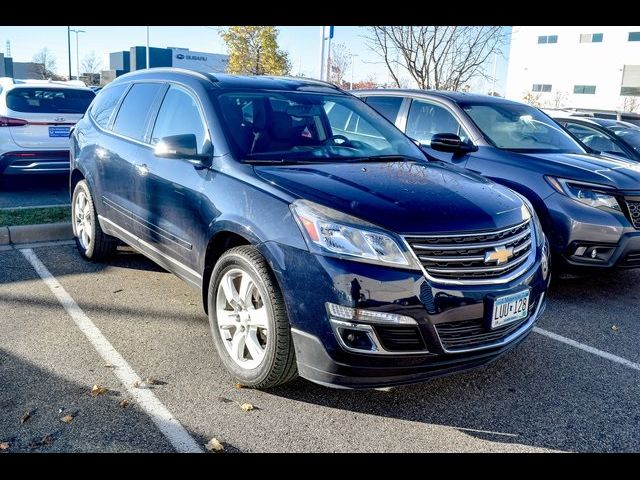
[136,84,211,283]
[404,98,472,166]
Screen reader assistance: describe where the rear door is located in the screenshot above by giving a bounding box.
[101,82,166,237]
[6,86,94,149]
[361,95,406,127]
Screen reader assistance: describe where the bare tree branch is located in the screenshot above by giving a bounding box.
[364,26,508,91]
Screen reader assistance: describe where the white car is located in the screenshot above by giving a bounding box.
[0,78,95,178]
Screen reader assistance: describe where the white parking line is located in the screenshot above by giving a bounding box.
[20,248,203,454]
[534,327,640,372]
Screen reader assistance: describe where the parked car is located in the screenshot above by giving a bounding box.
[552,108,640,127]
[353,89,640,271]
[70,69,550,389]
[0,78,95,179]
[550,116,640,162]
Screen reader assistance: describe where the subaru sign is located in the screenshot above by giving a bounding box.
[171,48,228,73]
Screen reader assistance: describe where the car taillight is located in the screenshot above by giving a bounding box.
[0,116,28,127]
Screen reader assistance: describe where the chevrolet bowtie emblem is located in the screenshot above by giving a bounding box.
[484,246,514,265]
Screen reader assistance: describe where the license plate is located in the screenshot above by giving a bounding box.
[49,126,70,137]
[491,290,530,328]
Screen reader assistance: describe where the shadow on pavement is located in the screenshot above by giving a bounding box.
[0,175,70,209]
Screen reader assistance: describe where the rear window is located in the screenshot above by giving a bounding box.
[7,88,95,114]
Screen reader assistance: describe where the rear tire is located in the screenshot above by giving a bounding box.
[71,180,117,261]
[207,246,298,389]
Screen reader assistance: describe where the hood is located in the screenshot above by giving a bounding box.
[520,151,640,191]
[254,160,527,234]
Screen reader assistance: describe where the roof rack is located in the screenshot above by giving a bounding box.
[265,75,342,90]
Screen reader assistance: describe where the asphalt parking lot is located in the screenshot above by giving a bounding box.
[1,241,639,453]
[0,176,70,210]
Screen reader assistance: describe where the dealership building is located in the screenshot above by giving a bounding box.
[506,26,640,111]
[101,46,228,83]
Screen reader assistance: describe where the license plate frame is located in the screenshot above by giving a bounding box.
[48,126,71,138]
[485,288,530,330]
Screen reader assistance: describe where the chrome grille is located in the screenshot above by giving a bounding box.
[404,220,534,283]
[626,200,640,229]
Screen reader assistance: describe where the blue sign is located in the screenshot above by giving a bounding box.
[329,26,334,39]
[49,126,70,138]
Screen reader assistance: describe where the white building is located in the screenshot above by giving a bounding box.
[506,26,640,112]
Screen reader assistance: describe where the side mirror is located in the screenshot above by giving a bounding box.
[429,133,477,154]
[153,134,211,166]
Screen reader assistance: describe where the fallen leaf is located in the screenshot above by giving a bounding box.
[0,442,9,451]
[61,414,74,423]
[104,364,114,369]
[205,438,224,453]
[612,325,620,332]
[145,377,160,385]
[119,399,130,409]
[235,383,243,389]
[133,381,140,388]
[90,384,108,396]
[240,403,254,412]
[218,396,233,403]
[20,411,31,424]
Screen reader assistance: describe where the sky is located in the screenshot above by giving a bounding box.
[0,26,510,94]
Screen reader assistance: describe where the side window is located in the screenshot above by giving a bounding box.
[406,99,468,144]
[325,102,352,130]
[90,83,127,129]
[364,96,403,123]
[112,83,163,141]
[151,86,208,154]
[565,123,626,155]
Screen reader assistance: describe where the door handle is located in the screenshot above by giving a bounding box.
[135,163,149,175]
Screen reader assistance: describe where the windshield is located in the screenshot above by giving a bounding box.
[461,102,585,153]
[7,87,95,114]
[611,127,640,153]
[214,90,425,162]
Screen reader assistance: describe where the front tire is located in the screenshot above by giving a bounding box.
[71,180,117,261]
[207,246,297,389]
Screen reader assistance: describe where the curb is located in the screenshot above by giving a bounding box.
[0,222,73,245]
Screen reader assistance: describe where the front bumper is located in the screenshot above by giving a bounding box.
[0,150,70,175]
[259,241,548,389]
[545,192,640,268]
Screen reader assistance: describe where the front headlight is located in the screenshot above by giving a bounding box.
[290,199,415,268]
[546,177,621,211]
[512,191,544,246]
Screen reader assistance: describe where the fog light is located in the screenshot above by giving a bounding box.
[591,249,598,259]
[326,302,417,325]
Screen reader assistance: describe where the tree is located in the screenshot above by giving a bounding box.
[328,42,350,87]
[622,96,640,113]
[32,47,58,80]
[220,26,290,76]
[81,51,102,85]
[549,90,568,109]
[522,91,543,107]
[351,75,379,90]
[364,26,508,91]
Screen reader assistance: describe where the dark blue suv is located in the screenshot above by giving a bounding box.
[70,69,549,389]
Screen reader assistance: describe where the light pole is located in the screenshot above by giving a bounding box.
[319,26,326,81]
[350,54,359,90]
[67,27,72,80]
[69,28,85,81]
[146,26,150,69]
